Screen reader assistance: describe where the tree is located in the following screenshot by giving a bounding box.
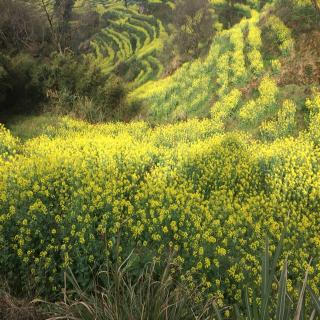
[35,0,75,52]
[171,0,215,59]
[211,0,248,29]
[0,0,48,53]
[54,0,75,48]
[71,2,100,52]
[311,0,320,15]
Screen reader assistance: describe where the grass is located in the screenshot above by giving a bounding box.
[42,251,219,320]
[0,281,46,320]
[6,114,64,141]
[33,233,320,320]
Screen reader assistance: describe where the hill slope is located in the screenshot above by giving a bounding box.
[1,0,320,314]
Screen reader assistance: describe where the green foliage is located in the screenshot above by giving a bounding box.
[0,0,49,53]
[275,0,320,32]
[131,8,288,123]
[35,233,320,319]
[212,0,256,29]
[0,53,45,114]
[88,4,165,87]
[216,51,231,97]
[169,0,215,59]
[39,53,105,98]
[0,51,131,122]
[214,234,320,319]
[230,26,246,84]
[45,254,217,320]
[211,89,242,126]
[2,1,320,315]
[0,58,10,105]
[247,15,264,75]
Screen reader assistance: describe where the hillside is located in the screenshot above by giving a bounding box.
[85,1,167,87]
[1,0,320,319]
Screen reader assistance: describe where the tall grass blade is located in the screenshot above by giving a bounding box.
[262,228,287,320]
[276,257,287,320]
[307,285,320,315]
[261,237,270,320]
[213,301,223,320]
[251,288,259,320]
[244,285,253,320]
[294,258,312,320]
[309,309,316,320]
[233,304,241,319]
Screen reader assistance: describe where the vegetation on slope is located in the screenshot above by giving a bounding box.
[2,93,320,302]
[1,0,320,318]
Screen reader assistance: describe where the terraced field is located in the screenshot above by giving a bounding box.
[131,9,296,128]
[87,1,167,88]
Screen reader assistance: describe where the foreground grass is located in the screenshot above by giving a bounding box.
[0,284,45,320]
[2,236,319,320]
[6,114,65,141]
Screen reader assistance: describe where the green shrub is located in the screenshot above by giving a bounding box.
[0,53,44,114]
[306,90,320,143]
[0,52,131,122]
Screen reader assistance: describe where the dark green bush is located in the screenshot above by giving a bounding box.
[0,53,45,115]
[0,52,131,122]
[41,53,129,122]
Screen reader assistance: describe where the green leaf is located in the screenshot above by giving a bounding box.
[270,228,286,281]
[233,304,241,319]
[244,285,253,320]
[262,227,287,320]
[307,285,320,315]
[213,301,223,320]
[276,258,287,320]
[251,288,260,320]
[294,259,312,320]
[261,237,270,320]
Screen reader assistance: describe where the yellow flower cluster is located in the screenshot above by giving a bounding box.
[2,4,317,306]
[266,15,294,56]
[271,59,282,74]
[229,26,246,83]
[216,52,231,97]
[248,49,264,75]
[259,99,297,140]
[306,89,320,143]
[246,16,264,75]
[247,12,262,48]
[239,76,278,126]
[0,124,19,158]
[211,89,242,125]
[1,116,320,304]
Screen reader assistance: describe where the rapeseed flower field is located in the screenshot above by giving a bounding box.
[1,1,320,316]
[1,107,320,305]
